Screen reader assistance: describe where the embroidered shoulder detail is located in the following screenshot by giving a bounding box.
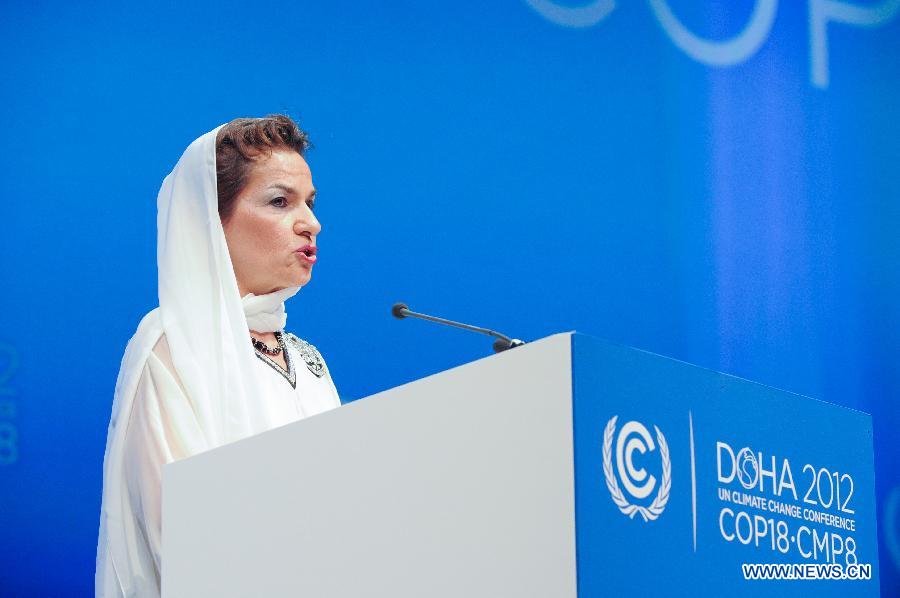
[284,333,326,378]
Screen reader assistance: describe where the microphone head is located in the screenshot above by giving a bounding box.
[391,302,409,319]
[492,338,511,353]
[493,338,525,353]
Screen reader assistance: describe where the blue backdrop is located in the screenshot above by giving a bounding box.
[1,1,897,594]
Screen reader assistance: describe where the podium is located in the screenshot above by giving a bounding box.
[162,333,879,597]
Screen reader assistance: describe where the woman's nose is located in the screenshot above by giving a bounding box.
[295,212,321,237]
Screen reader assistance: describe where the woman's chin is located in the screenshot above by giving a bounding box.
[292,271,312,287]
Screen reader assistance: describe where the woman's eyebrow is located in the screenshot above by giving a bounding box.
[268,183,296,195]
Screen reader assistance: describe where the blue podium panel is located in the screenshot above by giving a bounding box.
[571,334,878,596]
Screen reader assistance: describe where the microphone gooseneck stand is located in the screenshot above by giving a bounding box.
[391,302,526,353]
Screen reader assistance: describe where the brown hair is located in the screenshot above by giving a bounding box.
[215,114,312,222]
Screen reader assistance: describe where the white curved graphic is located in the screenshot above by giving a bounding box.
[735,447,760,490]
[810,0,900,88]
[603,416,671,522]
[616,420,657,499]
[648,0,778,66]
[524,0,616,28]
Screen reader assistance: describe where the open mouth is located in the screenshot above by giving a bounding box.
[297,246,317,263]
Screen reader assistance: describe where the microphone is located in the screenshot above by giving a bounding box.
[392,302,525,353]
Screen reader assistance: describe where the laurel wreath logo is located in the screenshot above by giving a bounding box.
[602,415,671,522]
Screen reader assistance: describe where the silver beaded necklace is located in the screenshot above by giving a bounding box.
[250,331,284,356]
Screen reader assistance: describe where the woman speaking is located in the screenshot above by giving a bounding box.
[95,115,341,597]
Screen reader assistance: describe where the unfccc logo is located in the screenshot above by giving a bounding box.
[602,416,671,521]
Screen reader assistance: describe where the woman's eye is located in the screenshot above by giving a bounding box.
[270,197,288,208]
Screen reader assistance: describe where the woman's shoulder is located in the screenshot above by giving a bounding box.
[140,332,188,396]
[150,333,174,369]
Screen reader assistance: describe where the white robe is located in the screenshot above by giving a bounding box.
[96,124,341,597]
[114,310,340,596]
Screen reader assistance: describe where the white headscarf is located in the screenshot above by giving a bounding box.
[95,125,299,595]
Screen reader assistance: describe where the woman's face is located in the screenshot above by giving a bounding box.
[222,149,320,296]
